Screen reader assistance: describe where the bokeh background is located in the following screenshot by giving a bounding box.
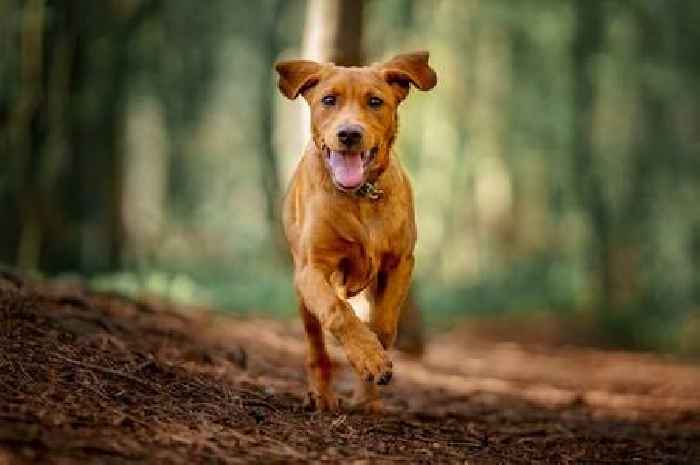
[2,0,699,355]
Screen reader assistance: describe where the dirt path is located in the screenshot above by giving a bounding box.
[1,273,698,464]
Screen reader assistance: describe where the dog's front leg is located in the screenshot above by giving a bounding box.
[295,265,393,387]
[353,256,414,407]
[353,255,414,410]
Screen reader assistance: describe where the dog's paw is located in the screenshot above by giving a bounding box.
[305,390,339,412]
[342,327,393,386]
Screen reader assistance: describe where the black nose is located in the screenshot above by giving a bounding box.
[337,124,363,147]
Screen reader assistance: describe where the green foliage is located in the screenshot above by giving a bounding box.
[90,263,296,318]
[419,254,583,323]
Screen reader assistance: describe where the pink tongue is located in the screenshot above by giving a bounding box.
[328,151,364,188]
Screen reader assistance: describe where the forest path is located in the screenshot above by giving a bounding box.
[1,273,698,464]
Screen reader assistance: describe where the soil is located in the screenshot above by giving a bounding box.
[1,271,699,464]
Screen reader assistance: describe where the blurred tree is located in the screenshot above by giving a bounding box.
[571,0,611,316]
[258,0,287,260]
[6,0,46,270]
[3,0,161,272]
[153,0,221,218]
[302,0,364,65]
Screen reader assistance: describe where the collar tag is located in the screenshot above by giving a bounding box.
[355,182,384,201]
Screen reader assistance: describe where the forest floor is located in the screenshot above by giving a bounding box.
[1,272,699,464]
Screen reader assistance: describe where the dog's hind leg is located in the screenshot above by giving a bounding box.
[299,300,338,411]
[369,255,415,351]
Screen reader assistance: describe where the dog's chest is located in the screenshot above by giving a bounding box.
[343,207,399,297]
[343,248,378,299]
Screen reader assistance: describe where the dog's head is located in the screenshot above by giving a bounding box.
[276,51,437,192]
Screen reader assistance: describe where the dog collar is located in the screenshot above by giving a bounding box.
[354,182,384,201]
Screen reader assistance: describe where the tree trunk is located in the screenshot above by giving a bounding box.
[302,0,364,64]
[571,0,612,317]
[258,0,287,262]
[11,0,45,270]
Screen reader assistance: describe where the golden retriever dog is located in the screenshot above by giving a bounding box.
[275,51,436,411]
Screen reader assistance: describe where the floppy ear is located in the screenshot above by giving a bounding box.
[380,51,437,102]
[275,60,323,100]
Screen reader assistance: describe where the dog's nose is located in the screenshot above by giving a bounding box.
[337,124,363,148]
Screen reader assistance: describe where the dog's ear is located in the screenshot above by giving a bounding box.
[275,60,324,100]
[380,51,437,102]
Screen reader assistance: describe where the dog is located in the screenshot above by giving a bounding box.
[275,51,437,411]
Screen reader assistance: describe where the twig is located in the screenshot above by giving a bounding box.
[51,352,158,392]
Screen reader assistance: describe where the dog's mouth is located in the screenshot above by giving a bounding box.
[324,146,378,191]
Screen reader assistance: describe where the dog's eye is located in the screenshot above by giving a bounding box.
[368,96,383,108]
[321,95,336,106]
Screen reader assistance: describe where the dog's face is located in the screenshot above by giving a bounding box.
[276,52,437,192]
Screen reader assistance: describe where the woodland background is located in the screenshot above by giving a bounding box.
[1,0,699,355]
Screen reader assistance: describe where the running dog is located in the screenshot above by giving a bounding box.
[275,51,436,411]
